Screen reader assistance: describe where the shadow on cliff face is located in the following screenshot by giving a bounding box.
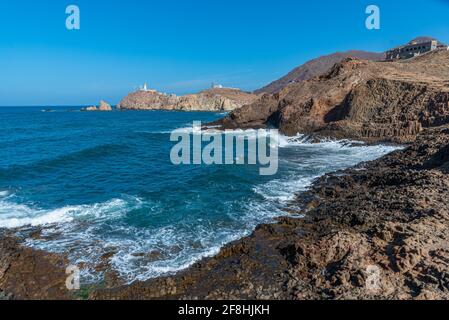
[323,100,351,123]
[421,129,449,173]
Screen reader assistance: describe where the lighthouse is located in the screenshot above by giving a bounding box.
[139,83,157,93]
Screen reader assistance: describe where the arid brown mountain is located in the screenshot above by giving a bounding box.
[117,87,258,112]
[255,50,385,94]
[255,37,447,95]
[216,49,449,143]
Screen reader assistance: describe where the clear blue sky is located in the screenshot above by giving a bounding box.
[0,0,448,106]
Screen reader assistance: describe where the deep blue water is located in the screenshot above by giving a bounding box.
[0,107,399,283]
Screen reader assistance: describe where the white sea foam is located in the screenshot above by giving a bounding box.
[0,197,139,229]
[0,190,12,198]
[253,139,402,204]
[0,203,74,228]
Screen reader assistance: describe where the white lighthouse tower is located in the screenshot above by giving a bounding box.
[139,83,156,93]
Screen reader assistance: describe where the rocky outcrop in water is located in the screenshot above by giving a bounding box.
[215,50,449,143]
[117,88,258,112]
[82,100,113,112]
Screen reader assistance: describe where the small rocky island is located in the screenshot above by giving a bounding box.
[82,100,113,112]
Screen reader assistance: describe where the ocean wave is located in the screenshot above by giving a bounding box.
[166,127,399,152]
[253,140,402,204]
[0,190,12,198]
[253,175,318,203]
[278,133,402,152]
[0,201,75,228]
[0,196,140,229]
[40,143,127,164]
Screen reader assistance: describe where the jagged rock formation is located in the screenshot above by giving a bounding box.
[117,88,258,112]
[216,50,449,143]
[255,50,385,94]
[175,88,258,111]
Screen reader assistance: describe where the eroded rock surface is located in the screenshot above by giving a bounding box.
[0,231,71,300]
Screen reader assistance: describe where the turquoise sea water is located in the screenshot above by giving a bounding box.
[0,107,399,284]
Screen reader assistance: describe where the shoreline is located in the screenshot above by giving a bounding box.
[3,126,448,299]
[89,125,449,300]
[0,134,401,299]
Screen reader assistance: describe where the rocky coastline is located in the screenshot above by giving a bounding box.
[2,44,449,300]
[86,125,449,300]
[213,50,449,144]
[117,87,259,112]
[1,124,449,300]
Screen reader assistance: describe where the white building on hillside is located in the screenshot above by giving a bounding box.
[212,83,223,89]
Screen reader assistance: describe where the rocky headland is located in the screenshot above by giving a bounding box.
[3,124,449,300]
[117,87,259,112]
[214,49,449,144]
